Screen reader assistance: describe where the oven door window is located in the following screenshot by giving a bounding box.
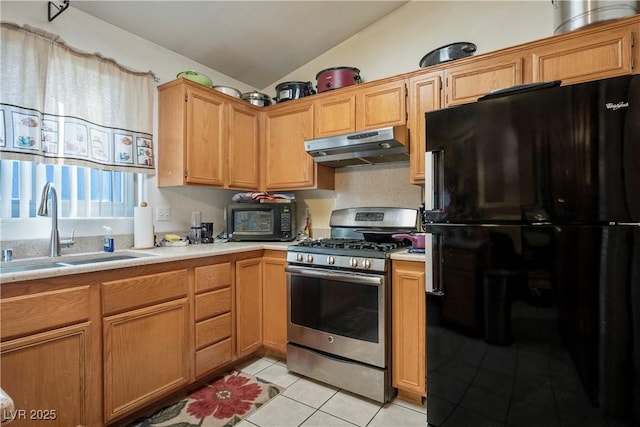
[289,273,381,343]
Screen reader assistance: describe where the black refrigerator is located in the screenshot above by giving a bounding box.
[424,75,640,426]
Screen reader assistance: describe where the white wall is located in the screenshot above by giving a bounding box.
[262,1,554,95]
[273,1,555,235]
[0,0,254,242]
[0,0,556,245]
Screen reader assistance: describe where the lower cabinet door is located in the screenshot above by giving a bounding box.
[103,299,191,423]
[392,260,426,401]
[235,258,263,357]
[0,322,97,427]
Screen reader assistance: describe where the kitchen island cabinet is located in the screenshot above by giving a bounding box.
[262,101,334,191]
[313,78,407,138]
[157,78,260,190]
[102,269,191,424]
[391,259,426,403]
[0,284,101,427]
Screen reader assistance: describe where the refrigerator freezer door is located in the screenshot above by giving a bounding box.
[425,75,640,225]
[425,223,639,426]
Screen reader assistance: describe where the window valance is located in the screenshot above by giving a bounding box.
[0,22,156,173]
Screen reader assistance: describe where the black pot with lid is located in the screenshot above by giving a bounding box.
[274,81,316,103]
[419,42,477,68]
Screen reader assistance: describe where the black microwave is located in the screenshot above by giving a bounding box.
[227,202,296,241]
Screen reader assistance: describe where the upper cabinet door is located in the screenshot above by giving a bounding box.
[408,71,443,185]
[444,54,524,106]
[313,92,357,138]
[227,101,260,190]
[185,86,226,186]
[355,79,407,131]
[262,101,318,190]
[531,24,635,85]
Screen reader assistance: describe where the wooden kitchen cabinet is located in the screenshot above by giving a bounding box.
[194,262,233,378]
[313,91,357,138]
[444,53,525,106]
[392,260,426,403]
[102,269,191,424]
[262,101,334,191]
[355,78,407,130]
[313,78,407,138]
[262,250,288,356]
[228,101,261,189]
[158,79,225,187]
[531,23,636,85]
[158,78,260,189]
[408,71,443,184]
[235,257,263,357]
[0,286,100,427]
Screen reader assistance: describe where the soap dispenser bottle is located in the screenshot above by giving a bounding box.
[103,226,114,252]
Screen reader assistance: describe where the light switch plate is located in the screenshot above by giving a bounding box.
[155,206,171,221]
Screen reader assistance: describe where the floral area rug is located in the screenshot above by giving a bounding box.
[129,370,285,427]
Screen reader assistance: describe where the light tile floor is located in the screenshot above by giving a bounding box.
[234,357,427,427]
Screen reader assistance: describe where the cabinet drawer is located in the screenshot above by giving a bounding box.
[195,288,231,321]
[195,263,231,293]
[102,270,188,315]
[195,312,232,350]
[1,286,90,340]
[195,338,232,378]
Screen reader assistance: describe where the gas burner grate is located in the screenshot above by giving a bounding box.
[296,238,407,252]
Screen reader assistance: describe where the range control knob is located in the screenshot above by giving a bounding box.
[363,259,372,269]
[350,258,358,268]
[327,256,335,265]
[296,253,303,262]
[306,254,314,263]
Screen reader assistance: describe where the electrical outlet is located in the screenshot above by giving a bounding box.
[155,206,171,221]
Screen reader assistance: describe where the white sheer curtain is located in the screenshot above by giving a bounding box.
[0,22,156,173]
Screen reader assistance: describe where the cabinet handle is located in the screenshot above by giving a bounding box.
[631,32,636,70]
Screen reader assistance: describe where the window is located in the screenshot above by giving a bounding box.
[0,23,155,222]
[0,159,144,218]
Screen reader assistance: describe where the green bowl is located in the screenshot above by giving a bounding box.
[176,71,213,88]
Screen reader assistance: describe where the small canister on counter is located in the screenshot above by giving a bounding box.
[315,66,361,93]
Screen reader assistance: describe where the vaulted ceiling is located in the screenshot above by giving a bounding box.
[71,1,408,89]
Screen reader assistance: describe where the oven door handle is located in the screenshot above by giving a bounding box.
[285,266,384,286]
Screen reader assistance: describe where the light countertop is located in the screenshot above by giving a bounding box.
[390,249,426,262]
[0,241,291,284]
[0,242,425,284]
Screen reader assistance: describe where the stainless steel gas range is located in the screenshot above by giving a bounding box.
[285,207,418,403]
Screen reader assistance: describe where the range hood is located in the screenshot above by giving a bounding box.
[304,126,409,168]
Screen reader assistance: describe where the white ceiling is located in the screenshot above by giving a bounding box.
[71,1,408,89]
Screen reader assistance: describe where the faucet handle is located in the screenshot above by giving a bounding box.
[61,228,75,248]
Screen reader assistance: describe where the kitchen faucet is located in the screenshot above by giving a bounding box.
[37,182,74,257]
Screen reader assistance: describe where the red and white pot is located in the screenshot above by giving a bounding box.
[315,66,361,93]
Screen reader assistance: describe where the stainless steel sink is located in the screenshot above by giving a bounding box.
[57,254,150,266]
[0,262,68,274]
[0,251,157,274]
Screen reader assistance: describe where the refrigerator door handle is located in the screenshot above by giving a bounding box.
[424,150,444,214]
[425,233,444,296]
